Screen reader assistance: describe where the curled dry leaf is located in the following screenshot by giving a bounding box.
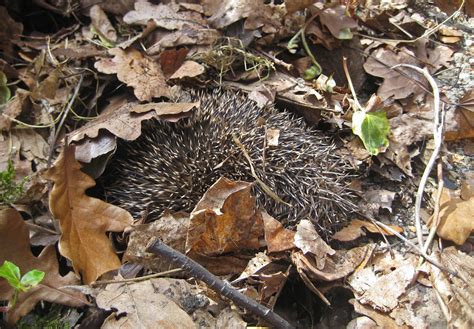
[333,219,403,242]
[94,47,171,101]
[294,220,335,269]
[90,5,117,43]
[169,61,206,80]
[44,145,133,284]
[262,211,295,253]
[0,208,87,324]
[185,177,264,256]
[433,185,474,245]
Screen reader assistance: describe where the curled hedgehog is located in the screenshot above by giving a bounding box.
[103,89,357,232]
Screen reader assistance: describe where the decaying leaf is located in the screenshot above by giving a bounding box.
[333,219,403,242]
[90,4,117,43]
[0,208,87,324]
[319,5,358,39]
[95,47,171,101]
[262,211,295,253]
[44,145,133,283]
[96,280,195,329]
[124,211,189,272]
[185,177,264,256]
[294,220,335,269]
[433,185,474,245]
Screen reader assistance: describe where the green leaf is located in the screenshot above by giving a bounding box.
[0,71,11,105]
[337,27,353,40]
[0,260,22,290]
[19,269,45,291]
[303,65,322,80]
[352,110,390,155]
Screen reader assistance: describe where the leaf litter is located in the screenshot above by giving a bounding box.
[0,0,473,327]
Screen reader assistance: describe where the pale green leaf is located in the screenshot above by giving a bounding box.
[352,110,390,155]
[20,269,45,291]
[0,260,21,290]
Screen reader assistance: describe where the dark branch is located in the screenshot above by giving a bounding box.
[146,238,294,329]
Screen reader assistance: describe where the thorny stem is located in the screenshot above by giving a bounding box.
[146,238,295,329]
[391,64,444,250]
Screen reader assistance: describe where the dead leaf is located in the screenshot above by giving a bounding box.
[319,5,358,39]
[44,145,133,283]
[333,219,403,242]
[351,299,400,328]
[95,47,171,101]
[294,220,335,269]
[124,211,189,273]
[433,186,474,245]
[69,102,158,143]
[445,89,474,140]
[364,47,426,100]
[349,258,416,312]
[0,89,30,131]
[0,6,23,59]
[146,28,220,55]
[364,189,396,213]
[159,48,189,77]
[434,247,474,328]
[262,211,295,253]
[293,244,374,282]
[205,0,257,29]
[123,1,205,30]
[90,4,117,43]
[170,60,206,80]
[96,280,195,329]
[0,208,87,324]
[185,177,264,256]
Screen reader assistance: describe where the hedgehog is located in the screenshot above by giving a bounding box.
[103,89,357,232]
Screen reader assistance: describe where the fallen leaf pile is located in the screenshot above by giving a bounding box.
[0,0,472,327]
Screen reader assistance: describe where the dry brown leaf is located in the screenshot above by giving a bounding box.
[364,47,425,100]
[293,244,373,282]
[170,61,206,80]
[434,186,474,245]
[0,208,87,324]
[333,219,403,242]
[124,211,189,273]
[445,89,474,140]
[351,299,401,328]
[262,211,295,253]
[96,280,195,328]
[205,0,257,29]
[434,247,474,327]
[44,145,133,283]
[0,88,29,131]
[146,28,220,55]
[159,48,189,77]
[319,5,358,39]
[0,6,23,59]
[95,47,171,101]
[69,99,195,144]
[90,5,117,42]
[123,1,205,30]
[185,177,264,256]
[349,256,416,313]
[294,220,335,269]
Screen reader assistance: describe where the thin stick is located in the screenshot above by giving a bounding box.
[90,268,182,287]
[423,161,444,254]
[391,64,444,249]
[146,238,294,329]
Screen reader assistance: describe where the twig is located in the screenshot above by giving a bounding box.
[371,220,458,278]
[391,64,444,249]
[146,238,294,329]
[342,57,363,111]
[423,161,444,254]
[355,0,465,44]
[46,73,84,169]
[90,268,182,287]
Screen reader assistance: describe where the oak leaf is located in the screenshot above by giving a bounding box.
[44,145,133,283]
[0,208,87,324]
